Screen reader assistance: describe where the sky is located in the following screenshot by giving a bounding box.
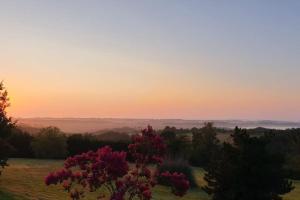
[0,1,300,121]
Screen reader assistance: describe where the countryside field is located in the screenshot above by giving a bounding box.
[0,159,299,200]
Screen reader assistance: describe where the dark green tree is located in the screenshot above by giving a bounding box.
[31,127,68,159]
[161,126,176,141]
[203,127,294,200]
[190,122,219,167]
[161,127,191,159]
[7,129,34,158]
[0,82,14,174]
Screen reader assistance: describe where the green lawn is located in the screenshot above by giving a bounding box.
[0,159,298,200]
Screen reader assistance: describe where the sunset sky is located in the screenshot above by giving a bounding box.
[1,1,300,120]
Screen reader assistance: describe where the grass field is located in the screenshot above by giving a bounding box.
[0,159,298,200]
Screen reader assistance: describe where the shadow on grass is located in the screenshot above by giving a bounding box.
[0,190,25,200]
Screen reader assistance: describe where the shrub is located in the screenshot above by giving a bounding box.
[158,159,197,187]
[31,127,67,159]
[45,126,190,200]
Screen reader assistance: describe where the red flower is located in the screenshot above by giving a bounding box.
[142,189,151,200]
[161,171,190,196]
[45,126,189,200]
[129,126,166,165]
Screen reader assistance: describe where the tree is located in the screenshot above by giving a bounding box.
[0,82,14,175]
[203,127,294,200]
[161,126,191,160]
[31,127,68,159]
[161,126,176,141]
[190,122,219,167]
[67,134,130,156]
[45,126,190,200]
[0,139,10,175]
[7,129,34,158]
[0,82,15,138]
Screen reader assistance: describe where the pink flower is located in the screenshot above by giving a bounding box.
[129,126,166,165]
[45,126,189,200]
[142,189,152,200]
[161,171,190,196]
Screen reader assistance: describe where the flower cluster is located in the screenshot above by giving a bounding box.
[161,171,190,197]
[128,126,166,165]
[45,146,129,199]
[45,126,189,200]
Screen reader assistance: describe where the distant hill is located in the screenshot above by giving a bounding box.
[91,127,139,135]
[17,123,41,134]
[16,118,300,134]
[95,131,131,142]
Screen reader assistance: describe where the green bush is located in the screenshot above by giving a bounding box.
[157,159,197,187]
[31,127,67,159]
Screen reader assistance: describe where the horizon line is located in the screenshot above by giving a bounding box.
[14,117,300,123]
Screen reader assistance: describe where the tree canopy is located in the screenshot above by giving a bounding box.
[203,127,294,200]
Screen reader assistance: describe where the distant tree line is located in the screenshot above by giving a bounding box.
[4,127,130,159]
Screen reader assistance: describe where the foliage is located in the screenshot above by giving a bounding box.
[0,82,15,175]
[161,126,192,160]
[45,126,190,200]
[285,155,300,180]
[0,82,15,139]
[160,171,191,197]
[67,134,129,156]
[264,129,300,180]
[0,138,11,175]
[161,127,177,141]
[6,129,34,158]
[203,127,294,200]
[31,127,67,159]
[158,159,196,187]
[95,131,131,142]
[190,123,219,167]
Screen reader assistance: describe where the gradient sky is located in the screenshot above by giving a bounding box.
[1,1,300,120]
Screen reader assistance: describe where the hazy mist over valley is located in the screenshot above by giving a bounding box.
[17,118,300,133]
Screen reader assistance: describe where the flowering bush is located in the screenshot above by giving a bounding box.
[161,171,190,197]
[45,126,190,200]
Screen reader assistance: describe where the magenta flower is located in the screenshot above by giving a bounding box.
[45,126,189,200]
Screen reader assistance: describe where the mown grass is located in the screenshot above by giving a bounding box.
[0,159,298,200]
[0,190,22,200]
[284,180,300,200]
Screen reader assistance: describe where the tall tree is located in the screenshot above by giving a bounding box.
[203,127,294,200]
[190,122,219,167]
[0,82,14,174]
[161,127,191,159]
